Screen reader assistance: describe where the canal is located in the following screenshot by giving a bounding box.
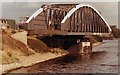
[8,39,119,74]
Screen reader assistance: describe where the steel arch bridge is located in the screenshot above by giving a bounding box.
[25,3,112,36]
[25,3,113,54]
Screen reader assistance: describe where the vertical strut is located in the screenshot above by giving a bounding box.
[69,16,72,32]
[73,13,75,32]
[90,7,92,32]
[80,8,83,32]
[92,9,94,33]
[77,10,79,32]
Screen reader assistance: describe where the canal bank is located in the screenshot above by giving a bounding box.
[7,39,118,74]
[1,52,68,74]
[2,41,103,74]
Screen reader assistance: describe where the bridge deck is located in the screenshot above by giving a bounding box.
[28,29,111,36]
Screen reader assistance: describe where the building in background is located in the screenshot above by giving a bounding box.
[18,14,29,30]
[0,18,16,29]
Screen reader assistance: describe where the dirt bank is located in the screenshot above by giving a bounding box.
[1,29,68,74]
[2,30,34,64]
[27,37,50,53]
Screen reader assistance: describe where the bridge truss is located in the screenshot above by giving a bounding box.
[25,4,112,36]
[25,3,113,54]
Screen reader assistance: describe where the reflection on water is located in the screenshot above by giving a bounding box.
[10,40,118,73]
[58,50,106,64]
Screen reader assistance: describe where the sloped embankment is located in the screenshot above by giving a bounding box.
[2,31,34,64]
[27,36,68,55]
[27,37,50,53]
[2,29,64,64]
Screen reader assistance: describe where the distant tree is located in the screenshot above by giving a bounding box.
[111,26,120,38]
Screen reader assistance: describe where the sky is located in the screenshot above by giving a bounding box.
[1,2,119,27]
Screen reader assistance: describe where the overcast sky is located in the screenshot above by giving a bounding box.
[1,2,118,27]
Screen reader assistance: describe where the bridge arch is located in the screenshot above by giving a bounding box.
[26,8,43,23]
[25,3,112,35]
[61,4,112,32]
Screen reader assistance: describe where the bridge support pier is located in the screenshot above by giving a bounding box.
[78,38,92,54]
[77,38,92,62]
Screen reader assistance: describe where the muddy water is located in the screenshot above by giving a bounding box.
[9,39,118,73]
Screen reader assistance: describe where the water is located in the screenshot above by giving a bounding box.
[9,39,119,73]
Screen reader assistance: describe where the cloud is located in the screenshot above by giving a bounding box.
[23,2,41,9]
[1,0,119,2]
[1,2,118,26]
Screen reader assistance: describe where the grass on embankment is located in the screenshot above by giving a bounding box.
[1,30,35,64]
[1,29,62,64]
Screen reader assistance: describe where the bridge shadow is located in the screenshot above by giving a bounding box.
[36,36,106,64]
[57,44,92,63]
[55,43,106,64]
[36,35,84,50]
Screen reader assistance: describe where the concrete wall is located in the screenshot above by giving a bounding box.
[11,31,27,45]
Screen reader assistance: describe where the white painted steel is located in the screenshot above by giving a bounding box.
[26,8,43,23]
[61,4,112,32]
